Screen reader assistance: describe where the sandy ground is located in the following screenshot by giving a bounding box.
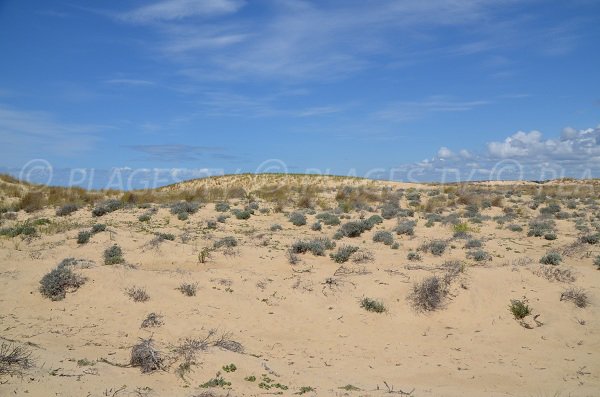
[1,179,599,397]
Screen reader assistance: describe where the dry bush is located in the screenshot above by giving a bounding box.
[560,288,589,308]
[130,338,163,373]
[126,286,150,302]
[177,282,198,297]
[0,342,34,376]
[408,275,447,312]
[141,313,164,328]
[534,266,576,283]
[39,258,86,301]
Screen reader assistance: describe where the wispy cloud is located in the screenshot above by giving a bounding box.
[375,96,490,122]
[126,144,240,162]
[118,0,245,24]
[0,104,109,162]
[104,79,156,86]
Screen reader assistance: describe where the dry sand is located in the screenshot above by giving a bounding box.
[0,176,599,396]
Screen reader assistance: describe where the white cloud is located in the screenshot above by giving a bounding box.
[437,147,453,158]
[119,0,244,23]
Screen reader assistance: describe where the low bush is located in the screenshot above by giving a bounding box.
[579,233,600,245]
[56,203,79,217]
[270,223,283,231]
[92,199,122,217]
[232,209,251,220]
[560,288,589,308]
[104,244,124,265]
[311,222,322,231]
[290,238,335,256]
[141,313,163,328]
[39,258,86,301]
[394,220,416,236]
[77,230,91,244]
[419,239,448,256]
[464,239,482,249]
[407,251,421,261]
[289,212,307,226]
[408,276,446,311]
[217,214,229,223]
[170,201,200,217]
[509,299,531,319]
[138,214,151,222]
[467,249,490,262]
[594,256,600,269]
[214,236,238,248]
[316,212,340,226]
[0,342,34,376]
[381,201,400,219]
[177,282,197,297]
[373,230,394,245]
[130,338,163,373]
[91,223,106,233]
[0,222,36,238]
[215,202,230,212]
[528,219,555,237]
[360,297,386,313]
[540,252,562,265]
[126,286,150,302]
[338,220,373,238]
[508,224,523,232]
[330,245,359,263]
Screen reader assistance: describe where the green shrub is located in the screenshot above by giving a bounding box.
[232,209,251,220]
[464,239,482,249]
[56,204,79,217]
[270,224,283,231]
[509,299,531,319]
[330,245,359,263]
[39,258,86,301]
[468,249,490,262]
[217,214,228,223]
[373,230,394,245]
[104,245,124,265]
[579,233,600,245]
[528,219,555,237]
[394,220,416,236]
[177,282,197,297]
[77,230,91,244]
[360,297,386,313]
[215,202,230,212]
[214,236,238,248]
[315,212,340,226]
[540,252,562,265]
[91,223,106,233]
[92,199,122,217]
[289,212,307,226]
[380,201,400,219]
[338,220,373,238]
[0,222,36,238]
[290,238,335,256]
[544,233,557,241]
[138,214,151,222]
[311,222,322,231]
[170,201,200,217]
[508,224,523,232]
[407,251,421,261]
[420,240,448,256]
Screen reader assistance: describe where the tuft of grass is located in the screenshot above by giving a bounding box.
[213,236,238,249]
[141,313,163,328]
[0,342,34,376]
[126,286,150,302]
[509,299,531,319]
[39,258,86,301]
[222,363,237,373]
[177,282,198,297]
[104,244,124,265]
[360,297,386,313]
[560,288,589,308]
[130,338,163,373]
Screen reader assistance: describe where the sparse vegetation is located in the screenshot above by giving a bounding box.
[130,338,163,373]
[408,275,446,311]
[360,297,386,313]
[77,230,91,244]
[104,244,124,265]
[373,230,394,245]
[177,282,198,297]
[126,286,150,302]
[214,236,238,248]
[39,258,86,301]
[0,342,34,376]
[560,288,589,308]
[509,299,531,319]
[330,245,359,263]
[290,237,335,256]
[289,212,307,226]
[540,252,562,266]
[56,203,79,217]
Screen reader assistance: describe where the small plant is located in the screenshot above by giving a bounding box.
[544,233,557,241]
[420,239,448,256]
[0,342,34,376]
[508,224,523,232]
[206,220,217,229]
[594,255,600,269]
[104,244,124,265]
[39,258,86,301]
[200,374,231,388]
[217,214,229,223]
[579,233,600,245]
[155,232,175,241]
[315,212,340,226]
[407,251,421,261]
[296,386,316,394]
[126,286,150,302]
[245,375,257,382]
[338,220,373,238]
[453,222,471,238]
[408,276,446,311]
[91,223,106,233]
[394,220,416,236]
[141,312,163,328]
[464,239,482,249]
[360,297,386,313]
[170,201,200,217]
[214,236,238,248]
[468,249,490,262]
[311,222,322,231]
[540,252,562,266]
[329,245,359,263]
[560,288,589,308]
[77,230,91,244]
[509,299,531,319]
[270,223,283,231]
[232,208,251,220]
[56,203,79,217]
[222,363,237,373]
[177,212,189,221]
[92,199,122,217]
[290,238,335,256]
[138,213,151,222]
[177,282,197,297]
[373,230,394,246]
[198,247,212,263]
[130,338,163,373]
[215,202,230,212]
[289,212,307,226]
[528,219,555,237]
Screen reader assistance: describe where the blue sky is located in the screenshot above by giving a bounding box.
[1,0,599,188]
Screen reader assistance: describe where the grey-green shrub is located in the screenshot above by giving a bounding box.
[540,252,562,265]
[56,204,79,217]
[289,212,307,226]
[214,236,238,248]
[104,245,124,265]
[91,223,106,233]
[215,202,230,212]
[330,245,359,263]
[39,258,86,301]
[373,230,394,246]
[77,230,91,244]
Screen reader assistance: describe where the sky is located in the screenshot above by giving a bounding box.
[1,0,599,189]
